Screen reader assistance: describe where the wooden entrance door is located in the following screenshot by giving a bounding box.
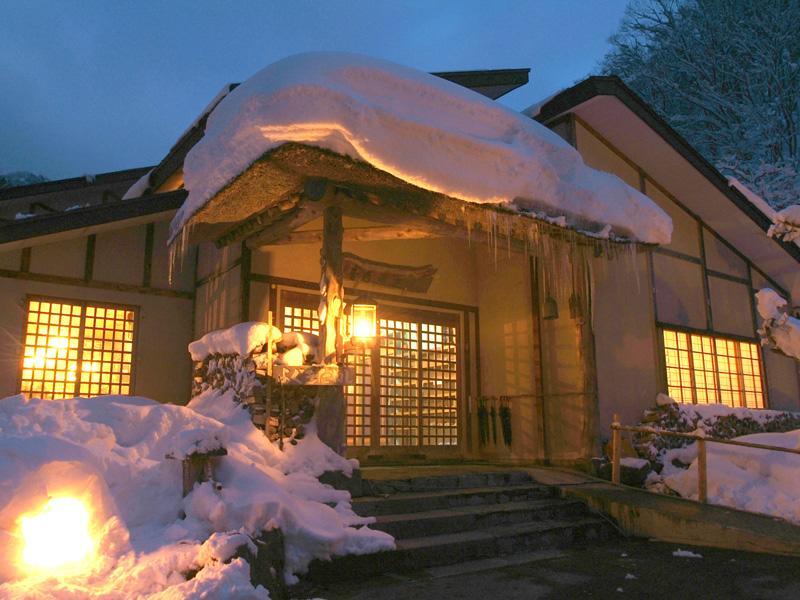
[279,290,462,456]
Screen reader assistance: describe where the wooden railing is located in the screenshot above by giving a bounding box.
[610,413,800,503]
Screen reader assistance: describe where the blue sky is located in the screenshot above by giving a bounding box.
[0,0,628,180]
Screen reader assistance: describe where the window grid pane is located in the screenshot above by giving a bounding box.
[346,349,371,447]
[420,323,458,446]
[20,299,135,400]
[379,319,420,447]
[662,328,764,409]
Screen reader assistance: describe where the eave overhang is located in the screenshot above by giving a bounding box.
[534,76,800,267]
[0,190,186,250]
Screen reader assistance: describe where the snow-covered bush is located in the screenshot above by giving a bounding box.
[634,400,800,472]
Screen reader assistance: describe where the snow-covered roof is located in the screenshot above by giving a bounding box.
[171,52,671,246]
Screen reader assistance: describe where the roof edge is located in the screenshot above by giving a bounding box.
[535,75,800,265]
[0,189,186,245]
[0,166,154,201]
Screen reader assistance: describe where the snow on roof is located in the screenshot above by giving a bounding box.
[728,177,777,221]
[121,168,152,200]
[172,52,672,246]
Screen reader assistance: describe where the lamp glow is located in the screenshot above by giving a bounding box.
[20,497,95,573]
[351,303,377,339]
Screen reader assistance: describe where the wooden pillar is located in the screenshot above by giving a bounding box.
[697,438,708,503]
[319,205,344,363]
[611,413,621,485]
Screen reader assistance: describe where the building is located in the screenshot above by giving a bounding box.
[2,63,798,467]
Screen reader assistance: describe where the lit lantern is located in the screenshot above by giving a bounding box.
[19,497,95,574]
[349,297,378,344]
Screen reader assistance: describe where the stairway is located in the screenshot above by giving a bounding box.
[306,469,615,582]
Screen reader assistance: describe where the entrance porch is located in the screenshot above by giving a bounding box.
[189,145,611,466]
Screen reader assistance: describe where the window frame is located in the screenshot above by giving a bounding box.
[657,323,768,409]
[17,294,140,399]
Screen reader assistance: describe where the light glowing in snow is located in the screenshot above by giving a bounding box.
[19,497,95,574]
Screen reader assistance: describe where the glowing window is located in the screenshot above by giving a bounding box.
[20,298,136,399]
[662,329,765,408]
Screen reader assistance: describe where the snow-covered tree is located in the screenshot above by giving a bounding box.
[0,171,49,189]
[600,0,800,209]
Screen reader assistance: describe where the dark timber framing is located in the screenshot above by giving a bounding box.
[555,85,778,409]
[0,190,187,246]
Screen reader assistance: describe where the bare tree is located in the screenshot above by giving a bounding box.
[601,0,800,209]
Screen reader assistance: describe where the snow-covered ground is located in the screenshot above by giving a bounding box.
[171,52,672,246]
[0,389,392,598]
[660,429,800,525]
[640,400,800,525]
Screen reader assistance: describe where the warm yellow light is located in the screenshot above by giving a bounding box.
[351,303,377,339]
[20,497,95,573]
[48,337,69,350]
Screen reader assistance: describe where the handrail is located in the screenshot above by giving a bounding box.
[610,413,800,504]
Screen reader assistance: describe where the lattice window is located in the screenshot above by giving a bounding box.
[281,294,460,448]
[346,350,371,447]
[421,323,458,446]
[379,319,420,446]
[282,305,319,335]
[20,298,136,400]
[662,329,765,408]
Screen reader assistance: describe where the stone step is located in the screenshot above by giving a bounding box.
[362,470,534,495]
[352,483,558,516]
[306,516,612,582]
[371,497,589,539]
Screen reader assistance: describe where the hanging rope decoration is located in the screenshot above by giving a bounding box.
[478,397,489,447]
[489,402,498,445]
[499,395,512,447]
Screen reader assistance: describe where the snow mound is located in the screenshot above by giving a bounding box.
[663,430,800,524]
[0,392,392,597]
[173,52,672,245]
[189,322,283,361]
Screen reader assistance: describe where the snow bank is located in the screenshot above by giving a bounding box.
[755,288,800,360]
[0,392,392,597]
[663,430,800,524]
[188,322,283,361]
[173,52,671,245]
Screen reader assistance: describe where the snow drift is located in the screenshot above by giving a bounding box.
[172,52,672,245]
[0,392,392,598]
[662,429,800,525]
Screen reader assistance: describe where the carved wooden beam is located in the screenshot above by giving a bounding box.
[319,205,344,363]
[254,225,444,245]
[342,252,437,293]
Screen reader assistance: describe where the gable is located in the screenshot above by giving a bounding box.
[535,77,800,300]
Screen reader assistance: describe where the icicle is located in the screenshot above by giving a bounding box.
[490,212,498,270]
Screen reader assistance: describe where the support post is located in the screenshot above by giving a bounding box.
[611,413,621,485]
[319,205,344,363]
[697,438,708,503]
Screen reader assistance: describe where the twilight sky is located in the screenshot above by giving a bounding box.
[0,0,628,180]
